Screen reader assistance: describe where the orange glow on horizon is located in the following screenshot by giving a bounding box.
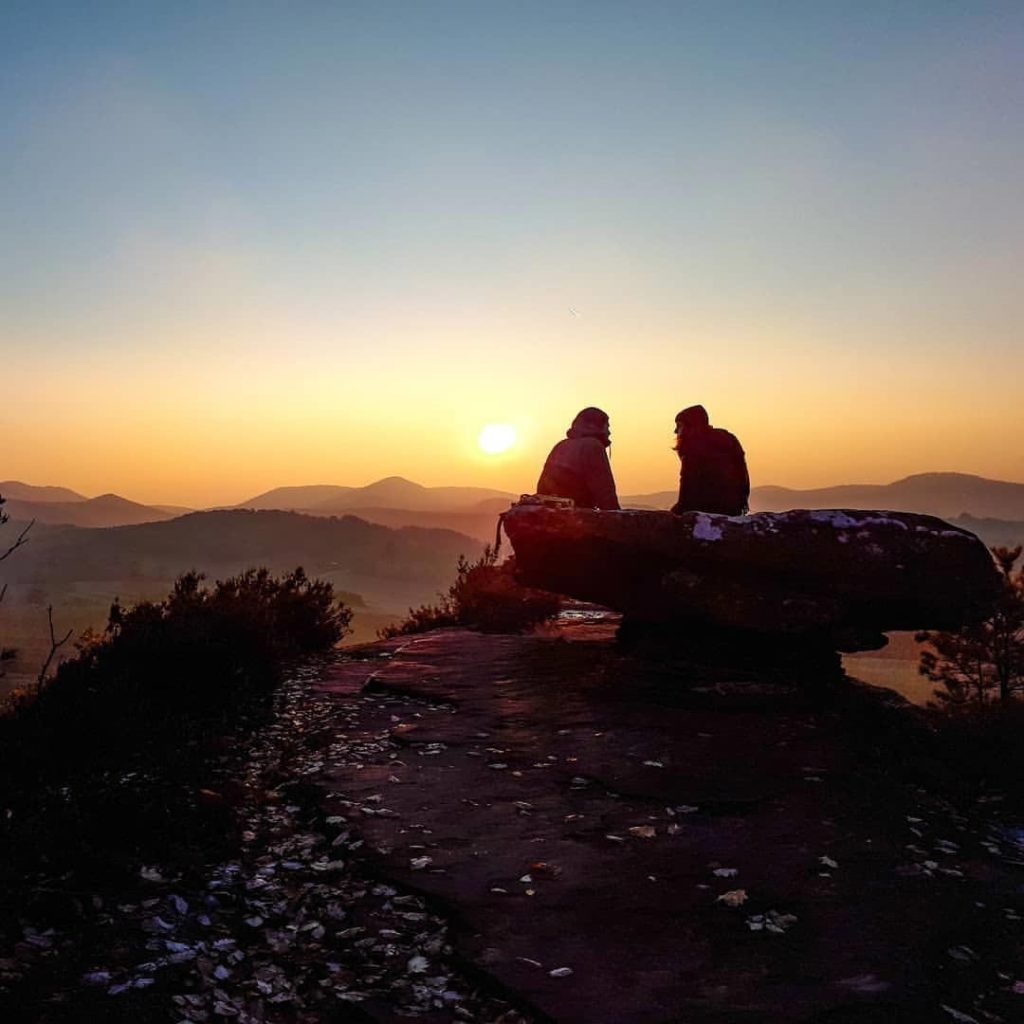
[4,311,1022,507]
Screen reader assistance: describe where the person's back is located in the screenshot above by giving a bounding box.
[671,405,749,516]
[537,407,620,511]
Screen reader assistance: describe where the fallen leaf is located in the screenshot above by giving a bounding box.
[716,889,748,907]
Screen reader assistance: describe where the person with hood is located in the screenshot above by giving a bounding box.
[671,405,749,516]
[536,407,620,510]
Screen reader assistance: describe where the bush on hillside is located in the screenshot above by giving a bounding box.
[3,567,350,766]
[0,567,350,890]
[381,546,561,638]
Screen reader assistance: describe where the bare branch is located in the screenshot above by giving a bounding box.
[0,518,34,563]
[36,604,73,689]
[0,583,10,678]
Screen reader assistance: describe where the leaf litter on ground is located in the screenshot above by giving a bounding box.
[8,659,534,1023]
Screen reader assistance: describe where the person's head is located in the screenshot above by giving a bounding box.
[674,404,709,450]
[567,406,611,447]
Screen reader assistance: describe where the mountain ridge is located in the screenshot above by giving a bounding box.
[3,494,179,528]
[5,471,1024,527]
[0,480,88,504]
[750,471,1024,520]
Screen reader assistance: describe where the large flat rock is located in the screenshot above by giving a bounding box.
[314,628,1023,1024]
[502,507,1000,639]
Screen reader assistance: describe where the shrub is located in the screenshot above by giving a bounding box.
[6,567,350,766]
[0,567,351,890]
[381,546,561,638]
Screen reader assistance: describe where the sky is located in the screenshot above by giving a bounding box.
[2,1,1023,507]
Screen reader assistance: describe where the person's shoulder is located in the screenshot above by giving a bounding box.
[712,427,744,451]
[546,436,578,455]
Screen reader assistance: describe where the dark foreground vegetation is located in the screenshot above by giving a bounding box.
[0,569,350,946]
[380,545,561,638]
[910,545,1024,814]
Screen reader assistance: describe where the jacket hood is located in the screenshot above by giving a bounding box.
[567,407,611,445]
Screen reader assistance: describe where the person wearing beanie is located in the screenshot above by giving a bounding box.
[671,405,749,516]
[536,407,620,510]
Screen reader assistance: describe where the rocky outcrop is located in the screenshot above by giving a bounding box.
[313,627,1024,1024]
[502,507,1000,645]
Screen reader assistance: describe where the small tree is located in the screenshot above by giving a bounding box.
[917,545,1024,708]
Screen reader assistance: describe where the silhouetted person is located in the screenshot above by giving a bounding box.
[537,407,620,510]
[671,405,749,516]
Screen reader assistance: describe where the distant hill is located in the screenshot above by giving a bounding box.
[3,494,178,528]
[9,471,1024,525]
[233,472,1024,526]
[751,473,1024,520]
[240,477,516,513]
[7,509,482,602]
[0,480,87,503]
[948,515,1024,550]
[236,484,358,510]
[621,491,676,509]
[294,502,509,543]
[622,473,1024,519]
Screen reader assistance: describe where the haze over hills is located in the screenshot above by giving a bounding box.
[0,481,88,503]
[0,510,487,689]
[6,510,480,592]
[237,472,1024,542]
[237,477,516,513]
[3,494,180,528]
[749,473,1024,521]
[3,472,1024,539]
[630,473,1024,521]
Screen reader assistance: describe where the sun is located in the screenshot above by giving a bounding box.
[478,423,517,455]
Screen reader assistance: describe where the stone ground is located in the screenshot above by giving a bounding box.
[5,620,1024,1023]
[315,623,1024,1024]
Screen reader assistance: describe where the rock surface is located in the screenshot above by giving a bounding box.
[316,625,1024,1024]
[503,507,1000,641]
[11,623,1022,1023]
